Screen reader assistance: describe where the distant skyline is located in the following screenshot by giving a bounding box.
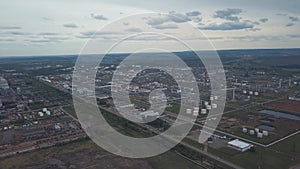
[0,0,300,56]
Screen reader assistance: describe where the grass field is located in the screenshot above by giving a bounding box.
[0,137,207,169]
[208,133,300,169]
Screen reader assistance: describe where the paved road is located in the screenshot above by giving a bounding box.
[43,79,244,168]
[96,105,244,169]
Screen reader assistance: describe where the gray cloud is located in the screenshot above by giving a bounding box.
[38,32,59,36]
[229,35,283,41]
[124,27,143,32]
[26,39,54,43]
[276,13,288,16]
[81,31,122,36]
[169,11,191,23]
[276,13,299,22]
[276,13,299,26]
[0,38,16,42]
[289,16,299,22]
[91,13,108,20]
[286,23,294,27]
[77,31,123,39]
[25,32,69,44]
[46,36,68,41]
[208,37,224,40]
[6,31,31,35]
[247,28,261,32]
[41,17,53,21]
[63,23,78,28]
[0,26,21,30]
[145,11,191,26]
[259,18,269,23]
[186,11,201,17]
[25,36,69,44]
[200,20,258,31]
[129,35,172,41]
[214,8,243,21]
[152,23,179,30]
[192,17,202,23]
[288,34,300,38]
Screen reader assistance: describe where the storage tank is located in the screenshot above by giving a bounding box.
[214,96,219,100]
[255,128,259,133]
[42,108,47,112]
[210,96,214,101]
[194,107,199,111]
[249,130,255,135]
[212,104,218,109]
[254,92,259,96]
[242,128,247,133]
[249,91,253,95]
[257,132,263,138]
[201,109,207,114]
[204,101,209,106]
[262,131,269,136]
[38,112,44,117]
[206,105,212,110]
[186,109,192,114]
[243,90,247,94]
[46,111,51,116]
[193,111,199,116]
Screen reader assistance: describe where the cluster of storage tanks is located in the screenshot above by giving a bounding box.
[242,127,268,138]
[37,108,51,117]
[242,90,259,96]
[185,96,219,116]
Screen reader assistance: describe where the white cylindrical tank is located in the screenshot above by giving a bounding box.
[42,108,47,112]
[255,128,259,133]
[204,101,209,106]
[243,90,247,94]
[46,111,51,116]
[212,104,218,109]
[201,109,207,114]
[249,91,253,95]
[38,112,44,117]
[193,111,199,116]
[194,107,199,110]
[242,128,247,133]
[254,92,259,96]
[257,132,263,138]
[214,96,219,100]
[249,130,255,135]
[262,131,269,136]
[210,96,214,101]
[206,105,212,110]
[186,109,192,114]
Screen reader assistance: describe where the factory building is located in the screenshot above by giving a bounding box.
[227,139,253,152]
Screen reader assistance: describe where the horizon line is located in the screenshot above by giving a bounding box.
[0,47,300,58]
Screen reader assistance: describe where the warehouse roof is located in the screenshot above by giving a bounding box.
[228,139,252,149]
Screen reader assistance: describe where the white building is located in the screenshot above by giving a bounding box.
[227,139,253,152]
[0,77,9,89]
[139,111,159,118]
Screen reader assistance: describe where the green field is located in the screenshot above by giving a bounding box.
[208,133,300,169]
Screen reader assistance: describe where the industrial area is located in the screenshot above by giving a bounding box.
[0,70,86,158]
[0,49,300,169]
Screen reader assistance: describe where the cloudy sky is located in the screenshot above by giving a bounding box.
[0,0,299,56]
